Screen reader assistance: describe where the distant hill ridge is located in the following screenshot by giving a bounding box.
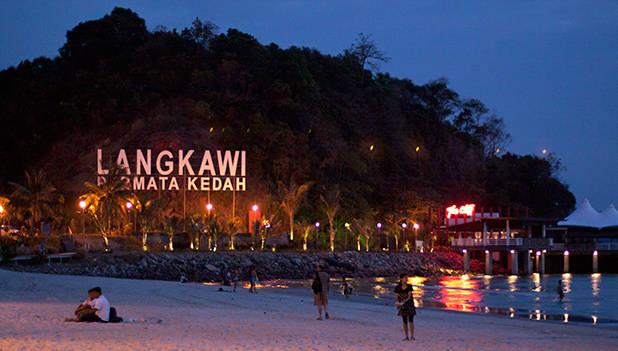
[0,7,575,219]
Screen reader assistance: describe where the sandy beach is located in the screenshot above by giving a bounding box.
[0,269,615,351]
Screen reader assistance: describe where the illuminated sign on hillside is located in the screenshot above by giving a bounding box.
[97,148,246,192]
[446,204,476,219]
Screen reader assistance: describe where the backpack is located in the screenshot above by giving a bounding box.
[311,276,322,295]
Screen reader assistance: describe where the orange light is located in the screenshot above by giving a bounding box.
[206,203,213,211]
[446,204,476,219]
[126,201,133,209]
[252,204,259,212]
[413,223,420,230]
[79,200,86,209]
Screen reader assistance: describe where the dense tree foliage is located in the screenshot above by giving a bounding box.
[0,8,575,238]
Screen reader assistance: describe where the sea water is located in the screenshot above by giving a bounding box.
[264,274,618,325]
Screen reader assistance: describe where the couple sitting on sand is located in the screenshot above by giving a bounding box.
[67,287,123,323]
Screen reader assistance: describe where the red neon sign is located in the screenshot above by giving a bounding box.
[446,204,476,219]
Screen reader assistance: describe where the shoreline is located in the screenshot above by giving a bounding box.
[2,250,471,282]
[0,269,615,351]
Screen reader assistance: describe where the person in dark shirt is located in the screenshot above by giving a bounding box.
[557,280,564,301]
[394,273,416,341]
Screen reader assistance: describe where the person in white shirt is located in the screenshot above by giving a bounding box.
[81,287,110,322]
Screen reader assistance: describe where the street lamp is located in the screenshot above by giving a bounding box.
[401,223,408,252]
[126,201,135,234]
[79,200,86,236]
[313,222,320,250]
[413,223,420,251]
[344,222,351,250]
[252,204,259,212]
[206,203,213,212]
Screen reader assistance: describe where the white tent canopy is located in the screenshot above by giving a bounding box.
[558,199,618,229]
[599,204,618,228]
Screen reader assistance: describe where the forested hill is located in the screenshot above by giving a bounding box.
[0,7,575,219]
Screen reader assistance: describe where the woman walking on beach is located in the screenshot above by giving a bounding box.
[249,266,259,293]
[395,273,416,341]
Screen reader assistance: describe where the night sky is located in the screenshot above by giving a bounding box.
[1,1,616,210]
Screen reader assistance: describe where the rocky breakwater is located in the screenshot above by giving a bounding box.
[6,251,469,282]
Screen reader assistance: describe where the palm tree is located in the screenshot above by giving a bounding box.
[319,186,340,252]
[352,217,373,252]
[226,216,242,250]
[81,164,131,248]
[278,180,313,241]
[384,214,406,251]
[10,169,58,232]
[205,213,223,251]
[296,219,314,251]
[135,195,167,251]
[252,214,276,250]
[162,214,181,251]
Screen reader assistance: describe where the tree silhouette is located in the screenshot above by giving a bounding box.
[80,164,131,248]
[320,186,340,251]
[348,32,390,83]
[10,170,58,233]
[278,180,313,241]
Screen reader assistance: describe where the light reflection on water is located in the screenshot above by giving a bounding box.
[258,273,618,326]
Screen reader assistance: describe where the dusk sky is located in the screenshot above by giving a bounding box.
[1,1,616,211]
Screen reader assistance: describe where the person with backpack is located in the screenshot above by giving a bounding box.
[312,265,330,320]
[69,287,122,323]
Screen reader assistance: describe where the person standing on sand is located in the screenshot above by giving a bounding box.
[313,265,330,320]
[249,266,259,293]
[557,280,564,301]
[395,273,416,341]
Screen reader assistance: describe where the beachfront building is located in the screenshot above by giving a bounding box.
[433,201,618,275]
[430,204,556,275]
[552,199,618,273]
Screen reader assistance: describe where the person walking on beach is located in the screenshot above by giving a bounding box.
[341,276,352,298]
[313,265,330,320]
[557,280,564,301]
[249,266,259,293]
[233,268,240,293]
[395,273,416,341]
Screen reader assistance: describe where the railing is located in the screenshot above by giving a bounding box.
[451,238,618,251]
[595,243,618,251]
[451,238,523,247]
[522,238,553,248]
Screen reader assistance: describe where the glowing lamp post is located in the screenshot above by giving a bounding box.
[126,201,136,234]
[249,204,260,233]
[401,223,408,252]
[344,222,351,250]
[206,203,214,212]
[79,200,87,236]
[413,223,420,252]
